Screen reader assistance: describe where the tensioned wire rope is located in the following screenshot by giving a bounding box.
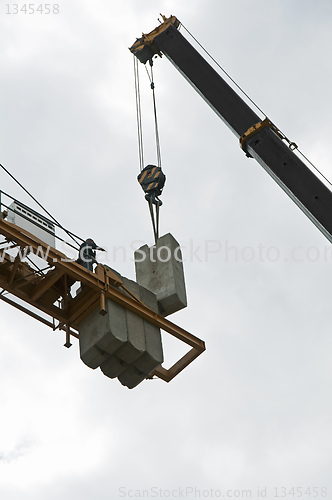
[179,22,332,190]
[144,61,162,170]
[134,56,144,172]
[133,55,162,172]
[0,162,83,250]
[133,54,163,243]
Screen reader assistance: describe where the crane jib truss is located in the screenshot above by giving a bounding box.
[0,215,205,382]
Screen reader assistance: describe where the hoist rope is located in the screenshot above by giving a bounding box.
[180,23,332,190]
[133,56,144,171]
[144,62,162,169]
[0,162,82,247]
[134,57,164,243]
[146,62,162,243]
[150,63,162,169]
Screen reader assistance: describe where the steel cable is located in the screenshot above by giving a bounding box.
[0,162,82,247]
[134,56,144,171]
[180,23,332,190]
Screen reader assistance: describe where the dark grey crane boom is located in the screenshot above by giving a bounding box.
[130,15,332,243]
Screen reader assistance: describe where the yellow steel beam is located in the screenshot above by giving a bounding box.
[129,14,180,61]
[0,293,55,328]
[0,294,79,339]
[8,250,23,285]
[0,273,68,323]
[0,218,206,382]
[30,269,65,301]
[67,290,100,324]
[0,219,103,290]
[152,347,203,382]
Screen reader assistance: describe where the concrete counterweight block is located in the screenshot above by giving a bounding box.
[134,233,187,316]
[118,365,147,390]
[78,267,164,389]
[116,278,164,389]
[100,355,128,379]
[134,285,163,375]
[78,298,127,369]
[115,277,146,364]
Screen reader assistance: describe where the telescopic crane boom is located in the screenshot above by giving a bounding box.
[130,16,332,243]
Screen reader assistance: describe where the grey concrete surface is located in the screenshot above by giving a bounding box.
[78,264,165,389]
[100,355,128,379]
[134,233,187,316]
[78,298,127,369]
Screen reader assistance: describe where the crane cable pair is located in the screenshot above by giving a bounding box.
[134,55,166,245]
[0,161,82,251]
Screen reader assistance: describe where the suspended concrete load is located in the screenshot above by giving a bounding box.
[79,233,186,388]
[0,192,205,388]
[135,233,187,316]
[79,266,164,389]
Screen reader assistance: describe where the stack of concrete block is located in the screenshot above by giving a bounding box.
[78,271,163,389]
[134,233,187,316]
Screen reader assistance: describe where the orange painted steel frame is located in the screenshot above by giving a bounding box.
[0,217,205,382]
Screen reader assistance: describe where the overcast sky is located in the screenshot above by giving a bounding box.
[1,1,332,499]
